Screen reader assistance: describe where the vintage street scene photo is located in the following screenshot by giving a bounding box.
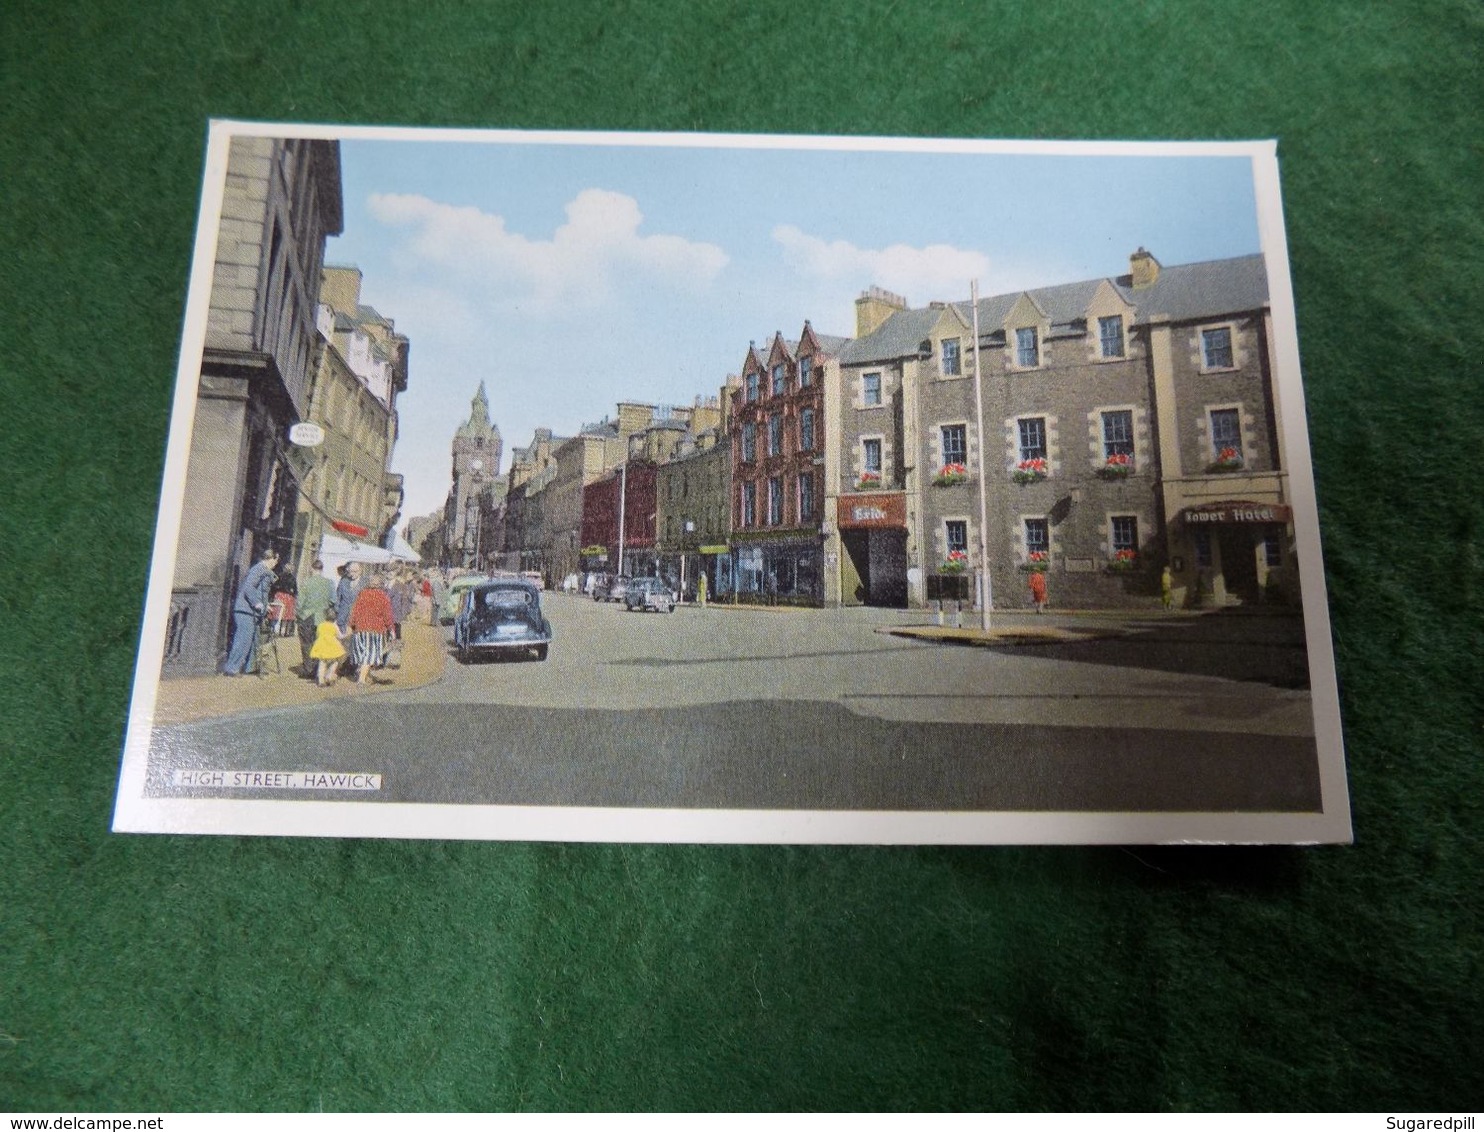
[114,123,1349,843]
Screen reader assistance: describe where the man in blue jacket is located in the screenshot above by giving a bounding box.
[223,547,279,676]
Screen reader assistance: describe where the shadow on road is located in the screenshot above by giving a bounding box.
[973,610,1312,689]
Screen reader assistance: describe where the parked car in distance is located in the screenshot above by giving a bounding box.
[592,574,631,603]
[453,578,552,662]
[439,573,490,624]
[624,577,677,613]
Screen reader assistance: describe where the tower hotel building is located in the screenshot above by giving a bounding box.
[834,248,1299,612]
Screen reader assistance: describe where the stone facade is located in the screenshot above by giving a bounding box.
[834,250,1294,611]
[165,137,343,675]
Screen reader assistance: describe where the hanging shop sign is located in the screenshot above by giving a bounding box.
[331,519,371,538]
[698,545,730,555]
[288,421,326,447]
[1183,500,1293,524]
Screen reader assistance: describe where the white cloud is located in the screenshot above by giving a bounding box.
[771,224,991,306]
[367,190,728,309]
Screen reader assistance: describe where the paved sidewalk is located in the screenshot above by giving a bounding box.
[149,619,448,725]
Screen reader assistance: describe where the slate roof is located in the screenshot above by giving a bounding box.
[840,254,1267,365]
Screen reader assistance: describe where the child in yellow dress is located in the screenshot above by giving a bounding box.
[309,616,347,686]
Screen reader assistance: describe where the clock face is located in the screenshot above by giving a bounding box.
[470,459,483,472]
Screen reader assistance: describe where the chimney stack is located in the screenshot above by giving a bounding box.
[1130,247,1161,289]
[855,285,909,337]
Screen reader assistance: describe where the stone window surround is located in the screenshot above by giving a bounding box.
[939,336,963,378]
[858,369,886,409]
[930,418,974,474]
[1010,326,1043,371]
[1018,513,1053,564]
[1007,412,1058,473]
[1101,509,1150,560]
[1195,320,1242,373]
[856,433,888,485]
[939,515,973,565]
[1087,403,1147,470]
[1199,401,1255,465]
[1095,314,1127,361]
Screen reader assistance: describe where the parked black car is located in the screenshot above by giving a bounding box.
[452,578,552,662]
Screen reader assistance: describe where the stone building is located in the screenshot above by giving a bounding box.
[727,324,849,604]
[165,136,342,675]
[442,382,502,567]
[656,395,728,597]
[834,250,1293,611]
[289,265,410,582]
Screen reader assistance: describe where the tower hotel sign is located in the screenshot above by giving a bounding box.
[1183,500,1294,524]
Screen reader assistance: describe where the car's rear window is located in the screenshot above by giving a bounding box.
[479,589,532,608]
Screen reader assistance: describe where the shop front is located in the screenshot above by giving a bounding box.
[836,492,908,608]
[729,535,823,605]
[1177,500,1296,608]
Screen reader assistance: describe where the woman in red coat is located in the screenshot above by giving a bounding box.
[347,576,396,684]
[1028,568,1048,613]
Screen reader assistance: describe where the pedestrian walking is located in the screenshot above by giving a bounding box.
[1161,565,1174,610]
[697,573,707,606]
[223,547,279,675]
[334,562,362,633]
[347,576,395,685]
[309,618,347,686]
[429,572,447,626]
[389,572,412,640]
[295,560,335,674]
[1028,568,1048,614]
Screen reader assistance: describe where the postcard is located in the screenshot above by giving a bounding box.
[112,121,1350,843]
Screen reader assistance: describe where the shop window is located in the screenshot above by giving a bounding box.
[863,372,882,406]
[941,337,961,376]
[1202,326,1234,369]
[1016,327,1039,367]
[1017,417,1047,461]
[1102,410,1134,458]
[941,424,967,466]
[1099,315,1125,358]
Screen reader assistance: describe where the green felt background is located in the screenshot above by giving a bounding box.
[2,0,1481,1112]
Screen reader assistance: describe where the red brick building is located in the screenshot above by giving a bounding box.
[581,461,659,578]
[728,323,848,603]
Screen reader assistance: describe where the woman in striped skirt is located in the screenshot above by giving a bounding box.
[347,577,395,685]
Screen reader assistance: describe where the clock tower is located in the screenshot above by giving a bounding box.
[447,381,502,564]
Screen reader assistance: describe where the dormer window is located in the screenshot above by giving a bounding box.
[798,356,813,386]
[941,337,961,376]
[1015,327,1039,367]
[1098,315,1125,359]
[771,363,786,396]
[746,371,760,402]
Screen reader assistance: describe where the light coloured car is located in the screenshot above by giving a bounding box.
[623,577,677,613]
[439,573,489,624]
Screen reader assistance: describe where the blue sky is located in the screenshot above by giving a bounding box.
[325,137,1262,523]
